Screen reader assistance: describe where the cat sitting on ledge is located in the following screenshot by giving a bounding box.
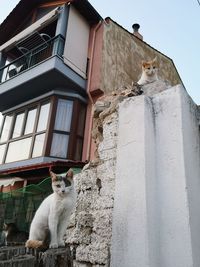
[137,57,158,85]
[26,169,76,249]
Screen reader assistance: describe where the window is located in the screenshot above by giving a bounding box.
[37,103,50,132]
[12,113,25,138]
[50,99,73,158]
[54,99,73,132]
[0,96,86,164]
[0,101,51,164]
[0,144,6,164]
[24,108,37,134]
[50,133,69,158]
[49,97,86,160]
[0,115,13,143]
[32,133,45,158]
[6,137,32,163]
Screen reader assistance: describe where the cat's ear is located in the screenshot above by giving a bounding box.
[50,171,57,182]
[152,56,157,63]
[66,168,73,181]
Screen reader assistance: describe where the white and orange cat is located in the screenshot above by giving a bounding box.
[26,169,76,249]
[137,57,158,85]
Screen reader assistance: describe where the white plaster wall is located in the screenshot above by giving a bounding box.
[179,90,200,266]
[111,85,200,267]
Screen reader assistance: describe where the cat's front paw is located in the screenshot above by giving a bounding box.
[49,243,58,249]
[58,240,65,247]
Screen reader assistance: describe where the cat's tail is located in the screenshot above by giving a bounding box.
[25,239,45,249]
[25,229,50,249]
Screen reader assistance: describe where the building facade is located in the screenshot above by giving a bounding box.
[0,0,102,179]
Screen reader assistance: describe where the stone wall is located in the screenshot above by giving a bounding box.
[66,108,119,266]
[66,82,200,266]
[66,82,170,266]
[100,19,182,94]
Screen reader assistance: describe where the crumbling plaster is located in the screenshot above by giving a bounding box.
[66,109,118,266]
[67,80,200,267]
[66,82,167,266]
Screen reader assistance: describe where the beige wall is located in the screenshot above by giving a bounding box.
[64,6,90,79]
[100,19,182,94]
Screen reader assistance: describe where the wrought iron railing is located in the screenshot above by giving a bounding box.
[0,35,65,83]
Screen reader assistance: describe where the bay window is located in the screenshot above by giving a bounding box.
[0,96,86,165]
[0,101,51,164]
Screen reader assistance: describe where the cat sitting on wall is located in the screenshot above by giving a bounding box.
[137,57,158,85]
[26,169,76,249]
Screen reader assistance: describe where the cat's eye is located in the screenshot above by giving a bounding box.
[56,184,61,188]
[153,66,156,69]
[148,67,151,70]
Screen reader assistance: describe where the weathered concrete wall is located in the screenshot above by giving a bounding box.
[66,110,118,266]
[67,83,200,266]
[100,19,182,93]
[111,85,200,267]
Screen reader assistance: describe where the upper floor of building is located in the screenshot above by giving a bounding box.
[0,0,102,112]
[0,0,184,174]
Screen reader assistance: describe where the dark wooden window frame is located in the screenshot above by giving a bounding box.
[46,95,86,161]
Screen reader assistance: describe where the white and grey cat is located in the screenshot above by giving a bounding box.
[137,57,158,85]
[26,169,76,249]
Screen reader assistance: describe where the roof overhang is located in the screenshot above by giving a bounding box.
[0,7,59,52]
[0,160,85,179]
[0,0,102,46]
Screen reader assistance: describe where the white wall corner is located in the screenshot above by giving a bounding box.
[111,85,200,267]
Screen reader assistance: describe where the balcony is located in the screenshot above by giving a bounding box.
[0,34,86,112]
[0,34,64,83]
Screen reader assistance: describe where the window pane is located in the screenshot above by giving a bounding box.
[24,108,37,135]
[32,133,45,158]
[5,137,32,163]
[50,133,69,158]
[37,103,50,132]
[0,115,13,143]
[12,113,25,138]
[0,144,6,164]
[54,99,73,132]
[77,105,86,136]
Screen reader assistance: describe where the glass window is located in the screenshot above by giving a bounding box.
[12,113,25,138]
[0,144,6,164]
[37,103,50,132]
[32,133,45,158]
[5,137,32,163]
[0,115,13,143]
[54,99,73,132]
[50,133,69,158]
[24,108,37,135]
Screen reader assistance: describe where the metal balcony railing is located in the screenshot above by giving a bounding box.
[0,35,65,83]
